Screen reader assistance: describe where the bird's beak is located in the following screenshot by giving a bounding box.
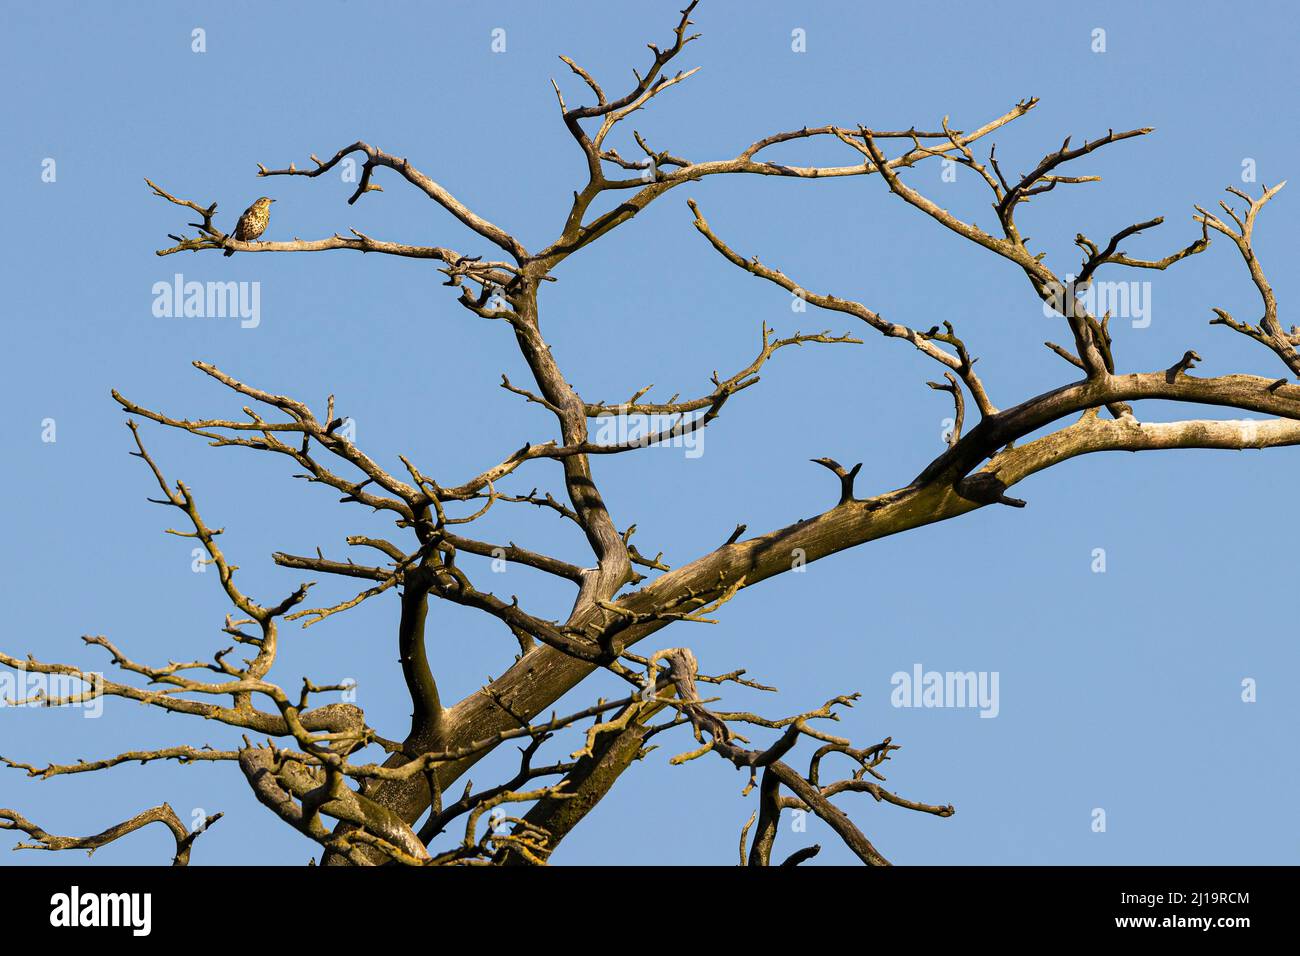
[270,199,277,203]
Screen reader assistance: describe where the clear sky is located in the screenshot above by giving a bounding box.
[2,0,1297,866]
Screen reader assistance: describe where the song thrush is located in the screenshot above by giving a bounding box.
[224,197,275,257]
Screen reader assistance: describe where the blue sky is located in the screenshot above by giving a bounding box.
[2,0,1297,865]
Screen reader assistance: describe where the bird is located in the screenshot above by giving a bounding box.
[224,197,275,256]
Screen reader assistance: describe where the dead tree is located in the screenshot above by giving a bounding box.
[3,4,1296,866]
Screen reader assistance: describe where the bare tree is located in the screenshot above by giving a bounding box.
[3,3,1295,866]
